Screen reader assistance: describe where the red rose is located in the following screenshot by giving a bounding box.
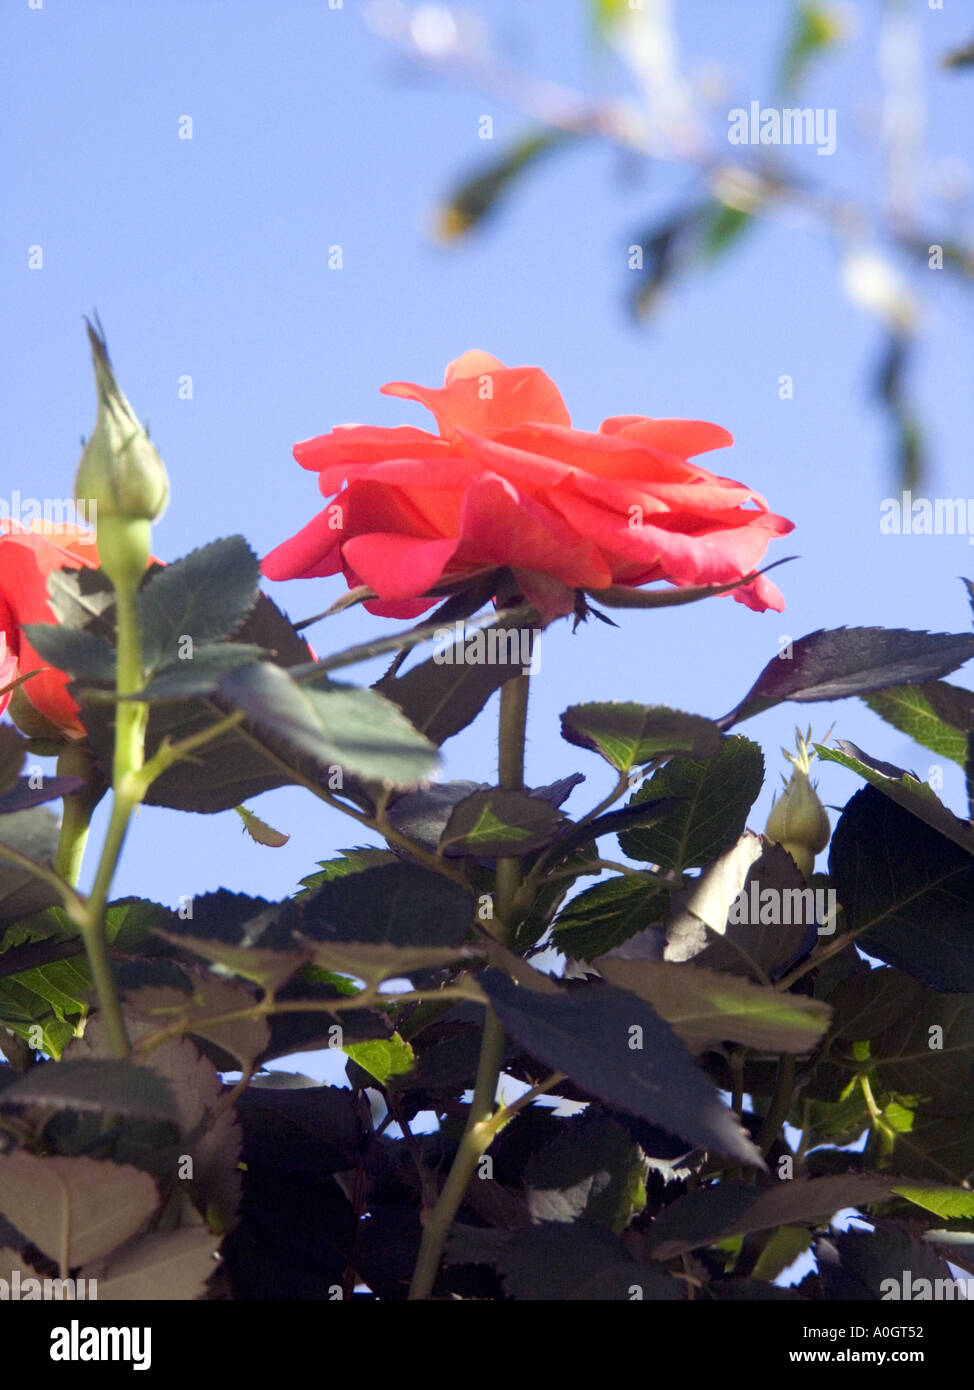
[0,521,100,736]
[262,351,794,618]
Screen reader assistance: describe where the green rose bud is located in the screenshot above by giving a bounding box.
[74,320,169,588]
[765,728,831,879]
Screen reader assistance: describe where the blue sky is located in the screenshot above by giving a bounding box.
[2,2,974,1063]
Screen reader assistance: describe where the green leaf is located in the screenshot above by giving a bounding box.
[862,681,974,766]
[447,1220,673,1301]
[343,1033,416,1085]
[822,1225,956,1300]
[888,1115,974,1185]
[299,938,477,988]
[137,536,260,670]
[751,1225,813,1282]
[123,976,270,1074]
[131,642,266,700]
[480,969,762,1164]
[301,863,475,949]
[0,1152,160,1266]
[0,726,25,795]
[893,1184,974,1220]
[0,775,88,817]
[296,848,398,897]
[552,875,669,962]
[78,593,316,813]
[219,663,439,787]
[620,736,764,872]
[0,807,61,925]
[560,702,721,771]
[720,627,974,729]
[861,978,974,1118]
[524,1112,646,1234]
[829,786,974,991]
[105,897,175,949]
[596,960,831,1054]
[159,888,315,989]
[375,615,538,745]
[0,1058,179,1122]
[438,787,564,857]
[7,954,91,1021]
[817,739,974,853]
[647,1175,891,1260]
[235,805,290,848]
[0,977,78,1057]
[19,623,115,680]
[81,1228,220,1300]
[46,564,115,636]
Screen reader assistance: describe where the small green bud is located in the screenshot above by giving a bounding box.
[74,321,169,585]
[765,728,831,878]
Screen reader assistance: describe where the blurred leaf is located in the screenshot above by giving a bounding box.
[437,130,575,241]
[780,2,844,92]
[942,37,974,69]
[873,331,923,490]
[124,976,270,1074]
[700,202,753,259]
